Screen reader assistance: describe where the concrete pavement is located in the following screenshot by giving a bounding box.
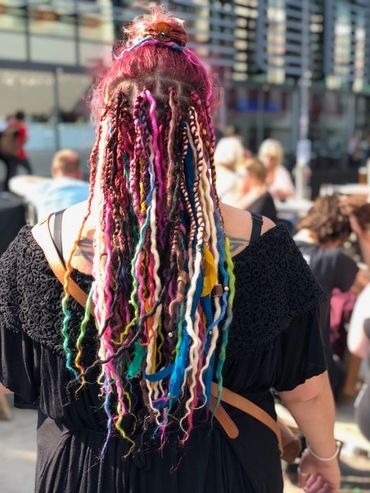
[0,405,36,493]
[0,398,369,493]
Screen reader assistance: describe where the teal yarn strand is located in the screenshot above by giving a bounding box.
[74,288,94,378]
[61,293,79,378]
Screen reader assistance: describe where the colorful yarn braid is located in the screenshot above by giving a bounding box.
[60,21,235,453]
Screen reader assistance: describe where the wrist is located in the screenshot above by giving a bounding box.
[306,440,342,462]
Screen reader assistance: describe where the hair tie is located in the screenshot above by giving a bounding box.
[113,36,185,61]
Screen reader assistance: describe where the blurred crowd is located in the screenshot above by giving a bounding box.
[214,129,370,449]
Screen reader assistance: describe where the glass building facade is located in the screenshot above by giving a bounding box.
[0,0,369,171]
[230,0,370,157]
[0,0,117,175]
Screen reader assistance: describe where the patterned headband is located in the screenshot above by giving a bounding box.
[113,36,185,61]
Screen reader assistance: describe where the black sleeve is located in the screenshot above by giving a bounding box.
[273,304,327,392]
[0,328,40,404]
[333,251,358,292]
[0,228,40,404]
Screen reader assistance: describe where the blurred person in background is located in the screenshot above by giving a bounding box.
[348,285,370,442]
[346,198,370,442]
[347,131,362,167]
[234,157,278,222]
[0,119,26,191]
[294,195,370,397]
[10,149,89,221]
[345,197,370,268]
[6,111,33,181]
[258,138,295,201]
[214,126,245,204]
[0,383,10,420]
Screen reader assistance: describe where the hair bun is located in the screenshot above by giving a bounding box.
[124,6,188,47]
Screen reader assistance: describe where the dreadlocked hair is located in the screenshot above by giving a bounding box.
[61,5,235,453]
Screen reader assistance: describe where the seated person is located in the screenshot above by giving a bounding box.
[214,128,245,205]
[348,286,370,442]
[235,157,278,222]
[258,139,295,201]
[294,194,370,397]
[9,149,89,221]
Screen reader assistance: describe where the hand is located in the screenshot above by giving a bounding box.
[298,449,340,493]
[0,383,11,395]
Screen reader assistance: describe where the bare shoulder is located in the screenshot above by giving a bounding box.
[261,215,276,234]
[220,202,276,257]
[62,201,94,271]
[32,201,94,274]
[32,201,88,231]
[62,200,89,225]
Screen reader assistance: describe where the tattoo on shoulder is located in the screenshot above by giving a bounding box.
[75,236,94,263]
[227,235,249,255]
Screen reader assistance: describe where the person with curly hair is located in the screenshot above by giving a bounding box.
[295,194,370,396]
[0,7,339,493]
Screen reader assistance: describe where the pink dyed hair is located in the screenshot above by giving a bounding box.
[91,6,215,118]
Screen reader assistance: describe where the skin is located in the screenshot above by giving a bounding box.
[51,168,82,180]
[260,153,294,201]
[23,200,340,492]
[241,173,264,195]
[234,174,268,210]
[280,373,340,492]
[51,201,275,274]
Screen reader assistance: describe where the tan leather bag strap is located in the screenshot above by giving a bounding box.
[32,218,282,453]
[32,217,94,315]
[210,383,283,454]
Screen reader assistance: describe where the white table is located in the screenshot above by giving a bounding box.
[320,183,370,197]
[275,197,313,217]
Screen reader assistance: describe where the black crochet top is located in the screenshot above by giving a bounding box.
[0,224,323,358]
[0,224,327,493]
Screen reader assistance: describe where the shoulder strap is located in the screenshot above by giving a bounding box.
[32,217,282,452]
[210,383,283,454]
[53,210,65,264]
[32,217,94,315]
[250,213,263,243]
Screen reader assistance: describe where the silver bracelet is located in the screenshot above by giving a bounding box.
[307,440,342,462]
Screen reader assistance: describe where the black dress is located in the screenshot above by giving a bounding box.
[0,224,326,493]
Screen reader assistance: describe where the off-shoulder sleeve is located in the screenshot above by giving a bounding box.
[0,229,24,336]
[227,224,326,358]
[0,227,40,403]
[0,327,40,404]
[273,302,327,392]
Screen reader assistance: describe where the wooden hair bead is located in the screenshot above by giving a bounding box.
[212,284,223,297]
